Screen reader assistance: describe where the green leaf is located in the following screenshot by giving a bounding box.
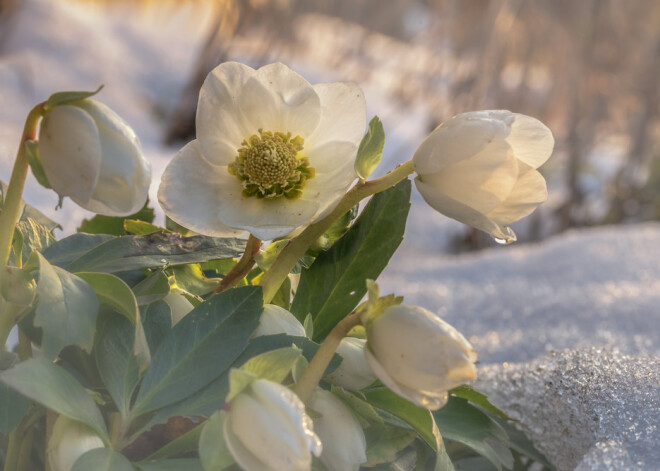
[132,286,263,416]
[240,346,302,383]
[364,388,439,451]
[78,272,150,372]
[434,397,512,471]
[25,140,52,189]
[94,312,140,417]
[451,386,512,421]
[0,352,30,434]
[15,217,56,264]
[292,180,411,340]
[77,202,155,236]
[226,368,257,404]
[71,448,133,471]
[31,252,99,359]
[364,425,416,466]
[124,219,164,235]
[355,116,385,180]
[132,270,170,306]
[141,300,172,353]
[270,275,291,310]
[44,86,103,110]
[199,411,234,471]
[42,233,113,267]
[331,386,383,428]
[0,358,108,441]
[490,415,553,469]
[136,459,204,471]
[323,205,358,244]
[172,264,219,296]
[61,233,246,273]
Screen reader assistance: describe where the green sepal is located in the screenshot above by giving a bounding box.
[199,411,235,471]
[1,265,36,306]
[225,368,257,404]
[355,116,385,181]
[24,140,52,189]
[357,279,403,325]
[43,85,104,111]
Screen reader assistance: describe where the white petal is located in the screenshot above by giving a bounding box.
[364,346,448,410]
[419,139,518,214]
[224,407,278,471]
[487,168,548,226]
[506,113,554,169]
[253,304,306,338]
[305,140,358,176]
[415,177,513,240]
[196,62,255,165]
[305,82,366,149]
[75,101,151,215]
[239,63,321,137]
[38,105,101,204]
[157,140,243,237]
[412,110,512,175]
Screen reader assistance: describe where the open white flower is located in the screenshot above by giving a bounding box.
[413,110,554,242]
[158,62,366,240]
[38,99,151,216]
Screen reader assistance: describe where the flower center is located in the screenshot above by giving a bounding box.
[228,130,315,200]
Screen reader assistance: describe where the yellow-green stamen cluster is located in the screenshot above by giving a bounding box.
[228,130,315,200]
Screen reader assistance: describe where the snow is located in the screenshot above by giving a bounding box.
[1,1,659,469]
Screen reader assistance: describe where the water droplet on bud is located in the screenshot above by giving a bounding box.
[492,226,517,245]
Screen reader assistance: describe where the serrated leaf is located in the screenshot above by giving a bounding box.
[15,217,56,264]
[94,311,140,417]
[355,116,385,180]
[364,387,439,450]
[0,358,108,441]
[31,252,99,359]
[44,86,103,110]
[132,286,263,416]
[199,411,234,471]
[60,233,246,273]
[77,272,150,372]
[25,140,51,189]
[291,180,411,340]
[71,448,133,471]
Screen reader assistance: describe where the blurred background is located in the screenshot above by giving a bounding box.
[1,0,659,253]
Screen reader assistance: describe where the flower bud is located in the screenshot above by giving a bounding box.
[413,110,553,242]
[252,304,306,338]
[224,379,322,471]
[324,337,376,391]
[47,416,105,471]
[364,305,477,410]
[310,389,367,471]
[38,99,151,216]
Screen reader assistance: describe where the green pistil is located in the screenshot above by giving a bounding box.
[228,130,315,200]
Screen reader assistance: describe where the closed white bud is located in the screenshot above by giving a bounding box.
[413,110,553,243]
[47,416,105,471]
[252,304,306,338]
[310,390,367,471]
[365,304,477,410]
[224,379,322,471]
[324,337,376,391]
[38,99,151,216]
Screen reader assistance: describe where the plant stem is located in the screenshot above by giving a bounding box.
[4,427,21,471]
[214,234,261,294]
[0,103,44,350]
[0,302,25,351]
[259,160,414,303]
[293,311,362,404]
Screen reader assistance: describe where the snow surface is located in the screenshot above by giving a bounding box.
[1,1,658,469]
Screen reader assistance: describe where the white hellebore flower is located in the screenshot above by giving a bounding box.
[158,62,366,240]
[413,110,554,243]
[252,303,306,338]
[310,389,367,471]
[324,337,377,391]
[47,416,105,471]
[365,305,477,410]
[38,99,151,216]
[224,379,322,471]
